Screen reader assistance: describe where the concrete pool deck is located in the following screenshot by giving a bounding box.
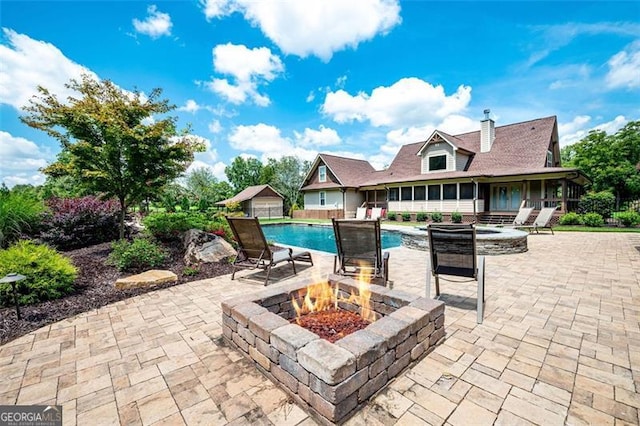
[1,232,639,425]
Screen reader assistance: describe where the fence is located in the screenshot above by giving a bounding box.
[249,206,284,219]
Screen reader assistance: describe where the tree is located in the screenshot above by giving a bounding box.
[21,75,204,238]
[267,156,310,214]
[562,120,640,204]
[225,157,264,193]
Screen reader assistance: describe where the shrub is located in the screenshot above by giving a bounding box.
[401,212,411,221]
[559,212,582,225]
[107,238,167,272]
[578,191,615,219]
[197,198,210,212]
[0,240,77,306]
[451,211,463,223]
[416,212,428,222]
[0,191,45,248]
[616,211,640,227]
[431,211,443,223]
[39,196,120,250]
[204,218,234,243]
[179,196,191,212]
[387,211,397,221]
[582,212,604,227]
[226,201,242,212]
[289,203,299,217]
[143,212,207,240]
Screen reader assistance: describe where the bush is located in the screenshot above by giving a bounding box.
[39,197,120,250]
[226,201,242,212]
[401,212,411,221]
[431,211,443,223]
[107,238,167,272]
[451,211,463,223]
[582,212,604,227]
[387,211,397,221]
[559,212,582,225]
[616,211,640,227]
[204,218,234,243]
[0,191,45,248]
[416,212,428,222]
[289,203,299,217]
[143,212,207,240]
[578,191,615,219]
[0,240,77,306]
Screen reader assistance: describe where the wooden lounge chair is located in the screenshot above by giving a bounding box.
[521,206,558,234]
[427,224,485,324]
[225,216,313,286]
[332,218,390,286]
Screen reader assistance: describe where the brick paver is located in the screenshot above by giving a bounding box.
[1,231,639,425]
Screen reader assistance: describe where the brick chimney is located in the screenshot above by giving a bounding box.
[480,109,495,153]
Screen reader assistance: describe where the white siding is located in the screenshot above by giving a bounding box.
[344,189,364,218]
[304,190,343,209]
[421,143,454,173]
[455,153,470,171]
[389,200,479,213]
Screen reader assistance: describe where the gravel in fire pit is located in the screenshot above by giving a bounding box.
[292,309,371,343]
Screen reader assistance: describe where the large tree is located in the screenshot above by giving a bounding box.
[21,75,204,238]
[562,120,640,204]
[184,167,234,207]
[266,156,310,213]
[224,157,264,193]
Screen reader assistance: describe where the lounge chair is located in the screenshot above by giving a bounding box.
[509,206,535,226]
[225,216,313,286]
[520,206,558,234]
[370,207,383,220]
[332,218,390,286]
[426,224,485,324]
[355,207,367,220]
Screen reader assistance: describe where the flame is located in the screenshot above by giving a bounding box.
[292,263,377,324]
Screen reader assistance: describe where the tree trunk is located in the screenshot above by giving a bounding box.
[119,197,126,240]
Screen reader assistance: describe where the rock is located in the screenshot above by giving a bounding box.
[182,229,236,265]
[115,269,177,290]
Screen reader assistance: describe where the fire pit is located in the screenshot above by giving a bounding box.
[221,275,445,424]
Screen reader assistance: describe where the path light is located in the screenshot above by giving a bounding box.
[0,273,26,320]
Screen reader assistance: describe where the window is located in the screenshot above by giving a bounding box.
[459,183,475,199]
[319,191,326,206]
[546,151,553,167]
[414,185,426,201]
[443,183,457,200]
[318,165,327,182]
[428,155,447,171]
[428,185,441,200]
[401,187,412,201]
[388,187,399,201]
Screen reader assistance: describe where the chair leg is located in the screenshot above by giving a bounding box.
[477,256,485,324]
[435,275,441,297]
[426,263,432,298]
[264,266,271,286]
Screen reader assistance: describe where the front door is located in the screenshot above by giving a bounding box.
[490,184,522,211]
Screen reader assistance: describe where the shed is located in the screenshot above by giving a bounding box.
[217,184,284,218]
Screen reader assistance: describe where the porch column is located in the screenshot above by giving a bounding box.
[561,179,567,213]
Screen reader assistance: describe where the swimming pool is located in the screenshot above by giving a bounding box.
[262,223,402,254]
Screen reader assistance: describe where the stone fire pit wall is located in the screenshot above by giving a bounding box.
[221,275,445,424]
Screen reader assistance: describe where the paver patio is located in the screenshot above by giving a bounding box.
[1,232,639,425]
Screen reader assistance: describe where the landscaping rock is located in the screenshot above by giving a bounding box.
[115,269,177,290]
[182,229,236,265]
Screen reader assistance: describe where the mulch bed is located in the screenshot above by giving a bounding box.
[0,240,235,345]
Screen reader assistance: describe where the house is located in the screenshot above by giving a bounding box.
[217,184,284,218]
[299,112,589,222]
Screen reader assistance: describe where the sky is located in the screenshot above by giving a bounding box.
[1,0,639,188]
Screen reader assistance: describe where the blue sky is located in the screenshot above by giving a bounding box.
[1,0,639,188]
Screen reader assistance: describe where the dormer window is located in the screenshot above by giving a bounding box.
[319,165,327,182]
[546,150,553,167]
[428,155,447,171]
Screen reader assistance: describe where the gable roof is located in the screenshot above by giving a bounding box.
[416,130,475,157]
[300,153,376,190]
[216,184,283,205]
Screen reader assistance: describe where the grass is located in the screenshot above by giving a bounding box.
[554,225,640,233]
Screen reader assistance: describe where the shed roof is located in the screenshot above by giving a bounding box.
[216,184,283,205]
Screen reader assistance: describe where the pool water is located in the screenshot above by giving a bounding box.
[262,223,402,254]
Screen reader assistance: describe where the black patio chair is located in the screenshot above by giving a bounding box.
[427,224,486,323]
[332,218,389,286]
[225,216,313,286]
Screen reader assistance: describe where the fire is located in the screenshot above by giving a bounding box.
[291,264,377,324]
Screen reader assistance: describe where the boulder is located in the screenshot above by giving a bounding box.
[115,269,177,290]
[183,229,236,265]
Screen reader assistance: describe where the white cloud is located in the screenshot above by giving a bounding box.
[0,131,50,187]
[200,0,401,61]
[185,159,228,181]
[178,99,201,113]
[206,43,283,106]
[305,91,315,103]
[0,28,99,110]
[228,123,293,152]
[294,126,341,147]
[605,41,640,89]
[559,115,629,146]
[322,78,472,128]
[335,75,347,88]
[133,5,172,39]
[208,119,222,134]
